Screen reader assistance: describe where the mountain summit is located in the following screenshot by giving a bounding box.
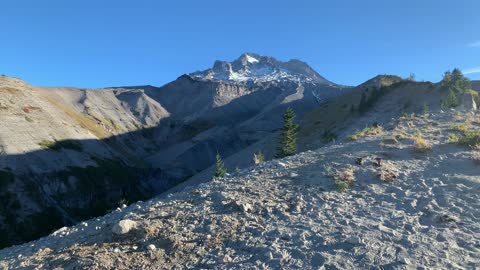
[190,53,333,84]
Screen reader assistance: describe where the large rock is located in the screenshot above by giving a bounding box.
[112,219,138,235]
[460,93,477,112]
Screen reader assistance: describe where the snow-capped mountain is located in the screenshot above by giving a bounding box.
[191,53,334,84]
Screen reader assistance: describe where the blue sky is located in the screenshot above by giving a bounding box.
[1,0,479,88]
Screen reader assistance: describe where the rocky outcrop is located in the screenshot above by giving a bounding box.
[460,92,477,112]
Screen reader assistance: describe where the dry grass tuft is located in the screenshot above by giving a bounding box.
[449,123,469,133]
[333,166,355,192]
[447,133,460,143]
[347,125,383,141]
[253,151,264,165]
[413,132,432,153]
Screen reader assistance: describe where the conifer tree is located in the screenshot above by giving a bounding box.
[442,68,471,93]
[442,89,461,108]
[214,152,227,178]
[276,108,299,158]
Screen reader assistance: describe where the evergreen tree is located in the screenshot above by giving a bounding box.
[442,68,471,93]
[276,108,299,158]
[442,89,461,108]
[358,91,368,113]
[214,152,227,178]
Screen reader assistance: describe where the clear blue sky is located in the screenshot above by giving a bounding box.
[1,0,479,88]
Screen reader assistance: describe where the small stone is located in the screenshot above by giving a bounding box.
[242,203,253,213]
[112,219,138,235]
[355,157,364,165]
[121,204,127,208]
[346,236,362,245]
[113,248,120,253]
[147,244,156,251]
[436,233,447,242]
[439,214,458,223]
[268,251,273,259]
[276,162,287,168]
[81,222,88,227]
[399,257,410,265]
[223,255,232,262]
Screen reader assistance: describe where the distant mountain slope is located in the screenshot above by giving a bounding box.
[0,53,346,248]
[175,76,462,191]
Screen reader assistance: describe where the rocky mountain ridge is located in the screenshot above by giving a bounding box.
[190,53,334,84]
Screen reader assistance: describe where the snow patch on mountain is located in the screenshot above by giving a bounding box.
[191,53,334,85]
[245,54,259,64]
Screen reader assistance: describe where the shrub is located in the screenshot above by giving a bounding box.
[253,151,265,165]
[422,103,429,115]
[335,181,350,192]
[334,166,355,183]
[413,136,432,153]
[447,134,460,143]
[214,152,227,178]
[458,131,480,148]
[449,123,469,133]
[333,166,355,192]
[38,140,55,149]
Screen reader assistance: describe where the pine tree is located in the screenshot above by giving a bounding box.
[276,108,299,158]
[442,89,461,108]
[358,91,368,113]
[214,152,227,178]
[442,68,471,93]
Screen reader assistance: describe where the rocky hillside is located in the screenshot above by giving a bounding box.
[0,54,347,248]
[172,75,463,192]
[0,109,478,269]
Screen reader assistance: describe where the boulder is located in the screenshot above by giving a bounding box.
[112,219,138,235]
[460,93,477,112]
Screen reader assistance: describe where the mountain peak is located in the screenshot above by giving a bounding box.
[191,53,333,84]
